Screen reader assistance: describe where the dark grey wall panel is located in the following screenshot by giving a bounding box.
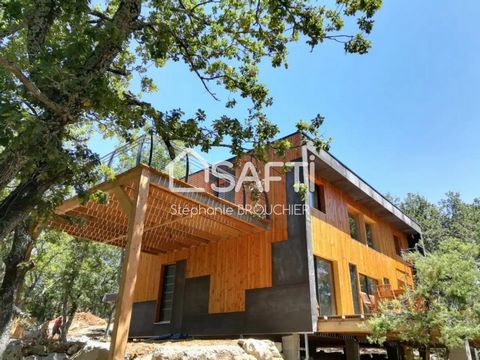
[244,283,312,333]
[129,259,187,338]
[129,301,170,337]
[272,170,309,286]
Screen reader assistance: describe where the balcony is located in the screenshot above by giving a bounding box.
[49,134,269,254]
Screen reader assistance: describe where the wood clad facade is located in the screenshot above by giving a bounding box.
[310,175,413,316]
[52,132,420,342]
[131,134,416,320]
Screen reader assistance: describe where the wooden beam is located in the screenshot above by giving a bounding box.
[108,169,150,360]
[111,185,133,215]
[317,319,371,334]
[56,167,142,215]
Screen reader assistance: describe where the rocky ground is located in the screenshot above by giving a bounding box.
[5,312,284,359]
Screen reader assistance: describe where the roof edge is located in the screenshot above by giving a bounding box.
[302,139,421,235]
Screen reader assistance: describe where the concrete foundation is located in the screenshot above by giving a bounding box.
[282,334,300,360]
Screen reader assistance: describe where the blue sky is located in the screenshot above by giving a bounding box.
[92,0,480,203]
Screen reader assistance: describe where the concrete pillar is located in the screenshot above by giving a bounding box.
[303,334,310,360]
[450,341,473,360]
[345,339,360,360]
[282,334,300,360]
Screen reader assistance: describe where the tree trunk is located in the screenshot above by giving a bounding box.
[60,300,78,342]
[0,151,27,194]
[0,174,53,242]
[0,223,34,357]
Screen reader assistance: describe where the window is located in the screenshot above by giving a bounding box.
[359,275,378,314]
[156,264,176,322]
[397,269,408,289]
[315,257,336,316]
[394,235,402,256]
[349,264,361,314]
[365,222,375,249]
[348,212,360,241]
[309,184,326,213]
[383,277,390,285]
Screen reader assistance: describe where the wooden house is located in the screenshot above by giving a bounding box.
[51,132,421,359]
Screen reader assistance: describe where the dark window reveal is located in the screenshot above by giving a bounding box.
[310,184,326,213]
[315,257,336,316]
[365,223,375,249]
[394,235,402,256]
[348,213,360,241]
[349,264,361,314]
[156,264,176,322]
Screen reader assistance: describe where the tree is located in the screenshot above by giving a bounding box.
[367,239,480,359]
[0,221,35,353]
[0,0,382,348]
[393,193,480,252]
[0,0,381,240]
[397,193,446,251]
[21,231,121,339]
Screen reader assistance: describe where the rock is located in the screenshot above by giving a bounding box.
[238,339,283,360]
[24,353,68,360]
[152,341,256,360]
[67,342,84,355]
[70,341,109,360]
[3,340,23,360]
[24,344,49,356]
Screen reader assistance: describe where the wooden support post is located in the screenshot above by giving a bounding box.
[108,170,150,360]
[385,343,403,360]
[344,339,360,360]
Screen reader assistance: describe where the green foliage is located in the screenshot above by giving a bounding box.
[0,0,382,338]
[0,0,382,240]
[392,192,480,251]
[293,182,308,201]
[22,230,121,322]
[367,239,480,350]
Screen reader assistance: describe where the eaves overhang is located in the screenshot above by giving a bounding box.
[305,143,422,235]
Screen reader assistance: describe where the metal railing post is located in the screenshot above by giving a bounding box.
[136,136,146,166]
[148,132,154,166]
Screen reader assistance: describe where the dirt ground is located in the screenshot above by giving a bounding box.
[67,311,107,338]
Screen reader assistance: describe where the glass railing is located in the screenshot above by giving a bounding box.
[97,134,269,218]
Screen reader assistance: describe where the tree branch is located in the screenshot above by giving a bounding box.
[88,10,112,22]
[0,22,24,39]
[83,0,142,75]
[0,56,71,120]
[0,56,70,119]
[26,0,58,62]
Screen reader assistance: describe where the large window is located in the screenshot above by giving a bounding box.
[348,212,360,241]
[156,264,176,322]
[349,264,361,314]
[359,274,378,314]
[310,183,326,213]
[365,222,375,249]
[315,257,336,316]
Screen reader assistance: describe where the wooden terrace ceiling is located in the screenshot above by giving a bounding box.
[49,165,268,254]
